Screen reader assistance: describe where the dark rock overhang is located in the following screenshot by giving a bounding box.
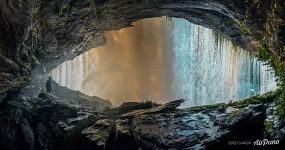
[0,0,284,90]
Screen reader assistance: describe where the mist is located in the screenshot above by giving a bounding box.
[51,17,276,107]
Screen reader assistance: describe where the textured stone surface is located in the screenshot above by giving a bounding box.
[265,102,285,143]
[0,93,77,150]
[131,104,264,149]
[21,75,112,111]
[0,81,111,150]
[120,99,185,118]
[0,91,284,150]
[1,0,285,90]
[82,119,113,149]
[0,1,285,149]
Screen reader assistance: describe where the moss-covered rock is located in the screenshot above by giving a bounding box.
[1,0,285,121]
[265,120,274,134]
[81,119,114,148]
[188,89,282,112]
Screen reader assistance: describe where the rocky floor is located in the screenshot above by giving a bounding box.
[0,85,284,150]
[1,1,285,149]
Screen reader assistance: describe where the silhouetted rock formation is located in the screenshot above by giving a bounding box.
[51,81,112,112]
[0,91,283,150]
[113,101,161,115]
[120,99,185,118]
[0,0,285,149]
[21,76,112,112]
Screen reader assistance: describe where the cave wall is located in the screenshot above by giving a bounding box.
[0,0,285,94]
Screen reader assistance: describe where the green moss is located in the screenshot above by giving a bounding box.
[15,0,23,7]
[188,89,281,112]
[62,5,71,14]
[88,0,96,8]
[55,0,71,17]
[229,89,282,107]
[276,91,285,119]
[253,0,261,9]
[237,0,285,119]
[239,18,251,34]
[188,103,227,112]
[55,0,62,15]
[229,108,245,117]
[264,120,274,133]
[94,129,111,142]
[93,122,115,143]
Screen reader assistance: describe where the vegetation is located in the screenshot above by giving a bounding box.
[264,120,274,134]
[88,0,96,9]
[239,17,251,35]
[258,1,285,119]
[55,0,71,17]
[1,0,284,119]
[236,0,285,119]
[229,108,245,117]
[229,89,282,106]
[188,89,282,112]
[277,92,285,120]
[55,0,96,17]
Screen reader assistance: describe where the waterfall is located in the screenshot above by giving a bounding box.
[170,18,277,107]
[51,51,97,92]
[51,17,277,107]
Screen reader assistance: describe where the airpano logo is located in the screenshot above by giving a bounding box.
[253,139,279,146]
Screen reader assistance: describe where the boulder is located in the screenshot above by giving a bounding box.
[225,107,239,114]
[131,104,267,149]
[0,90,102,150]
[121,99,185,118]
[81,119,113,149]
[115,101,160,115]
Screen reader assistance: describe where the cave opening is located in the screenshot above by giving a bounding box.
[1,1,285,149]
[50,17,277,107]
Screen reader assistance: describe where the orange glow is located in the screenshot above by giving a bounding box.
[81,17,174,106]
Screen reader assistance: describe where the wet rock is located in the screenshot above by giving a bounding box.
[0,79,114,150]
[114,101,160,115]
[81,119,113,149]
[36,123,53,149]
[55,112,103,150]
[0,87,283,149]
[0,54,19,74]
[265,102,285,143]
[51,81,112,112]
[121,99,185,118]
[1,0,284,93]
[115,119,131,138]
[21,118,35,150]
[59,112,99,136]
[225,107,239,114]
[0,90,103,150]
[26,77,112,112]
[131,104,267,149]
[0,92,7,104]
[132,112,213,149]
[162,99,186,112]
[38,93,55,100]
[103,119,139,150]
